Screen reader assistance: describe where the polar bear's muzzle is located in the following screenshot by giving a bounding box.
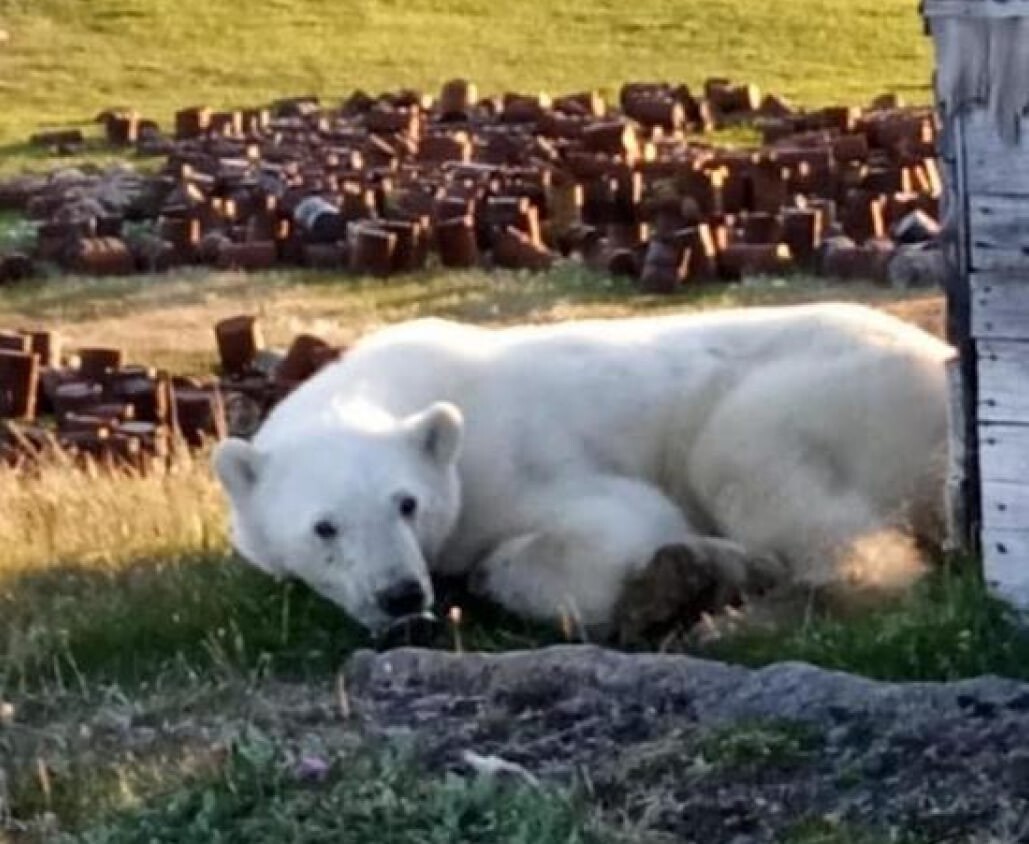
[370,578,440,647]
[374,577,429,617]
[377,611,441,648]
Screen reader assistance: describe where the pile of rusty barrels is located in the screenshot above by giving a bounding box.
[0,316,340,470]
[0,78,941,291]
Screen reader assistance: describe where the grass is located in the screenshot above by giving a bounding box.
[4,712,623,843]
[699,562,1029,683]
[0,265,944,373]
[0,0,932,172]
[695,720,820,771]
[0,265,1001,837]
[0,0,981,838]
[65,740,614,844]
[0,212,33,251]
[782,819,925,844]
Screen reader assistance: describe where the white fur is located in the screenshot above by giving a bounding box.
[213,303,954,632]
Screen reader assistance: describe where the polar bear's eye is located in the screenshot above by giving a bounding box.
[313,519,339,540]
[398,496,418,519]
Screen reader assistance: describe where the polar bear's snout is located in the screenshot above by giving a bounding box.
[375,577,430,617]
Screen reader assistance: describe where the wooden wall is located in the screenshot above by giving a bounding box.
[963,109,1029,607]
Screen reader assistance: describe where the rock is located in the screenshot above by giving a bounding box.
[345,646,1029,841]
[48,168,88,187]
[888,244,947,289]
[1006,749,1029,799]
[53,197,105,225]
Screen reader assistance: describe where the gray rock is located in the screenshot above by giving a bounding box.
[346,646,1029,842]
[888,243,948,290]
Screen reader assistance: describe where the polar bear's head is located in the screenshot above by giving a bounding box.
[211,402,464,632]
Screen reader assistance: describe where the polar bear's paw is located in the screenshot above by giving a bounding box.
[614,540,785,646]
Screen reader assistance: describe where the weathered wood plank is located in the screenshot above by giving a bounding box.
[954,114,982,550]
[977,339,1029,423]
[982,528,1029,611]
[925,0,1029,19]
[971,273,1029,338]
[955,102,970,275]
[964,110,1029,195]
[945,358,970,550]
[981,478,1029,530]
[980,422,1029,482]
[969,195,1029,270]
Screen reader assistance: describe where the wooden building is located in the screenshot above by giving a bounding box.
[923,0,1029,607]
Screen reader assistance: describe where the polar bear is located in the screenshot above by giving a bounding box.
[212,303,954,636]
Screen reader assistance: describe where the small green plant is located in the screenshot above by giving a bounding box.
[695,720,820,770]
[782,817,926,844]
[0,211,35,252]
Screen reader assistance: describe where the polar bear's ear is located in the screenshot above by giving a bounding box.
[212,438,263,501]
[405,402,464,468]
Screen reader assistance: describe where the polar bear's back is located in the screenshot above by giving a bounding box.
[351,303,949,360]
[255,303,952,447]
[336,303,951,401]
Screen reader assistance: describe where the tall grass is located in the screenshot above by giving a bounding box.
[0,449,224,574]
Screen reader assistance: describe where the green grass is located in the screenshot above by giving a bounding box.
[0,552,362,695]
[0,548,559,699]
[0,0,932,171]
[695,720,821,771]
[700,563,1029,682]
[0,210,33,251]
[76,748,600,844]
[782,819,925,844]
[14,733,619,843]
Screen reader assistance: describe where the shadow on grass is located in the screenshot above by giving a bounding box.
[4,546,1029,706]
[0,552,563,698]
[0,552,366,694]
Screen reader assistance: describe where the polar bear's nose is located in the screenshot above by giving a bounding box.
[375,578,428,617]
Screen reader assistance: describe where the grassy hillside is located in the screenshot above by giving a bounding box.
[0,0,931,152]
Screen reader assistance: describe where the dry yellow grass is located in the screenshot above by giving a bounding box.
[0,449,226,575]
